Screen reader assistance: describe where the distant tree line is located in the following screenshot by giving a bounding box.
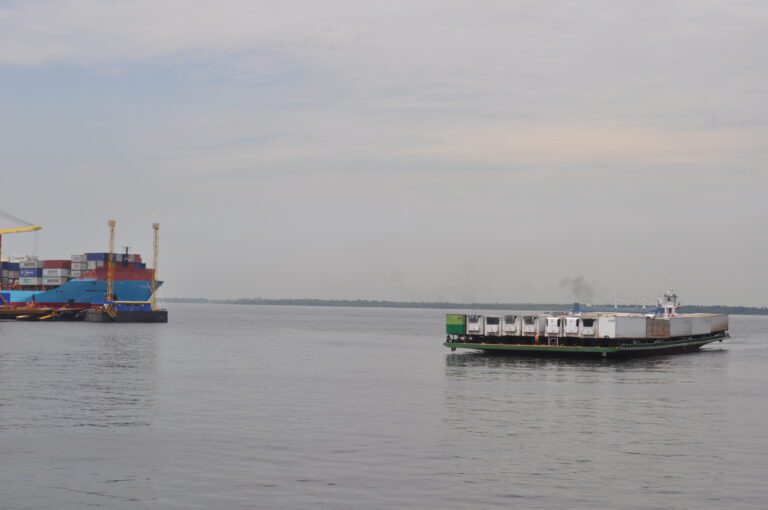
[164,297,768,315]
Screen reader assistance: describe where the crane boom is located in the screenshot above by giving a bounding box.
[0,225,42,235]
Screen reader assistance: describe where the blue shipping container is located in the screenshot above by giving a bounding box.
[116,303,152,311]
[86,253,124,262]
[20,268,43,277]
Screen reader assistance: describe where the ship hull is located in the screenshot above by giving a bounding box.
[84,309,168,323]
[444,333,728,358]
[3,279,162,308]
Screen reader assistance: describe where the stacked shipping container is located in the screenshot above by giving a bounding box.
[2,251,147,289]
[18,257,43,286]
[1,261,20,287]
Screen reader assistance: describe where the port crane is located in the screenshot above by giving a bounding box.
[0,209,42,304]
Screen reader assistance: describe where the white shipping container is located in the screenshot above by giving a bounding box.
[502,315,521,336]
[87,261,97,270]
[20,261,43,269]
[71,262,87,271]
[43,268,70,277]
[580,317,597,336]
[545,317,562,336]
[43,277,69,286]
[466,315,484,335]
[615,316,648,338]
[692,317,712,336]
[668,317,693,337]
[484,316,501,336]
[19,277,42,285]
[708,314,729,333]
[71,254,87,262]
[563,317,580,336]
[522,315,543,336]
[598,316,617,338]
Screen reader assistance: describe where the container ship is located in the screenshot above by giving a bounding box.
[1,251,161,309]
[445,290,728,358]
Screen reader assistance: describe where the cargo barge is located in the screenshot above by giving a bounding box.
[444,290,728,358]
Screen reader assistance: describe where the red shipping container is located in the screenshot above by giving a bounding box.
[43,260,72,269]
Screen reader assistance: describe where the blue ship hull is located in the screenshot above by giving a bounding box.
[6,279,163,306]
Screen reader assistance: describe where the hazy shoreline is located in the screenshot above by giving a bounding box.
[164,297,768,315]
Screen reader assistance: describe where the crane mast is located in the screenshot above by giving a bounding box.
[105,219,116,314]
[151,222,159,311]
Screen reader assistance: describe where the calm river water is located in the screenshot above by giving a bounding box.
[1,304,767,509]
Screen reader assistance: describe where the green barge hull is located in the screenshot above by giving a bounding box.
[445,332,728,358]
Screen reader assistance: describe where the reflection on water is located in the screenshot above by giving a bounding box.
[441,345,733,509]
[446,347,727,373]
[0,326,158,430]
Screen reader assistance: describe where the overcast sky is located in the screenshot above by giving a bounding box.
[0,1,766,305]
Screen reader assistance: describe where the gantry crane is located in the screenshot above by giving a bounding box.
[0,209,42,304]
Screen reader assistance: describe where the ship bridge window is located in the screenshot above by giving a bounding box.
[582,319,595,327]
[524,317,535,325]
[468,315,480,323]
[486,317,500,325]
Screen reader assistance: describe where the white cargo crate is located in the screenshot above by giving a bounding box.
[615,316,648,338]
[502,315,521,336]
[71,262,87,271]
[668,317,693,337]
[20,261,43,269]
[484,316,501,336]
[466,315,484,335]
[19,277,42,285]
[71,254,87,262]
